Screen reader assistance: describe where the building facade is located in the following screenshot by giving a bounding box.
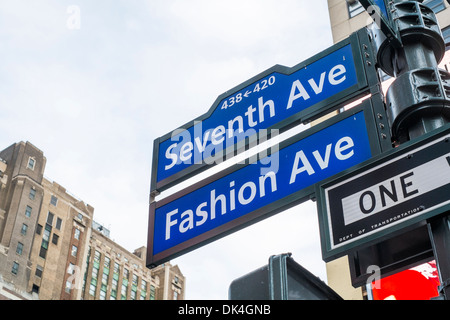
[27,178,94,300]
[328,0,450,44]
[0,141,47,299]
[80,227,185,300]
[151,262,185,300]
[326,0,450,299]
[0,141,185,300]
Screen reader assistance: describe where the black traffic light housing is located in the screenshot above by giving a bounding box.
[229,253,342,300]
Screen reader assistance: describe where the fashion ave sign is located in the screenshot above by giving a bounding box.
[147,103,381,267]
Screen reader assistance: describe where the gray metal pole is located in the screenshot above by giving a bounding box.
[373,0,450,299]
[428,215,450,299]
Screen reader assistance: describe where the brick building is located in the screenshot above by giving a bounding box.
[0,141,185,300]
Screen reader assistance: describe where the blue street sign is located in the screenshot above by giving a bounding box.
[151,30,376,192]
[147,100,382,268]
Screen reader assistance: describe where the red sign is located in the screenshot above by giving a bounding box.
[371,261,440,300]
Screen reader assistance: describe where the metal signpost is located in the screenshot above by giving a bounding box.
[147,100,384,267]
[150,29,378,193]
[317,0,450,299]
[371,0,449,300]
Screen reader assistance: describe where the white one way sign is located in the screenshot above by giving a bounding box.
[342,153,450,225]
[318,129,450,261]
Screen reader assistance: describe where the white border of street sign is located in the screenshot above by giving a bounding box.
[317,125,450,262]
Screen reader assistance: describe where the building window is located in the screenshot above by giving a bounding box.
[36,224,42,235]
[346,0,445,20]
[443,26,450,51]
[42,224,52,244]
[121,268,129,300]
[74,228,80,240]
[35,265,43,278]
[140,280,147,300]
[65,280,72,293]
[102,272,109,285]
[113,262,120,276]
[423,0,446,13]
[92,265,99,283]
[27,157,35,170]
[101,274,108,297]
[21,223,28,235]
[52,233,59,245]
[56,217,62,231]
[29,188,36,200]
[32,284,40,294]
[39,246,47,259]
[90,259,99,297]
[68,263,75,275]
[11,262,19,275]
[39,224,51,259]
[50,195,58,206]
[25,205,32,218]
[101,256,110,297]
[81,248,90,294]
[121,283,128,300]
[130,274,138,300]
[111,278,118,300]
[149,285,155,300]
[104,256,110,270]
[94,250,101,265]
[16,242,24,255]
[71,245,78,257]
[347,0,364,18]
[89,283,96,296]
[43,224,51,247]
[46,212,54,226]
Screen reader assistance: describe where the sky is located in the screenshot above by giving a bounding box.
[0,0,334,299]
